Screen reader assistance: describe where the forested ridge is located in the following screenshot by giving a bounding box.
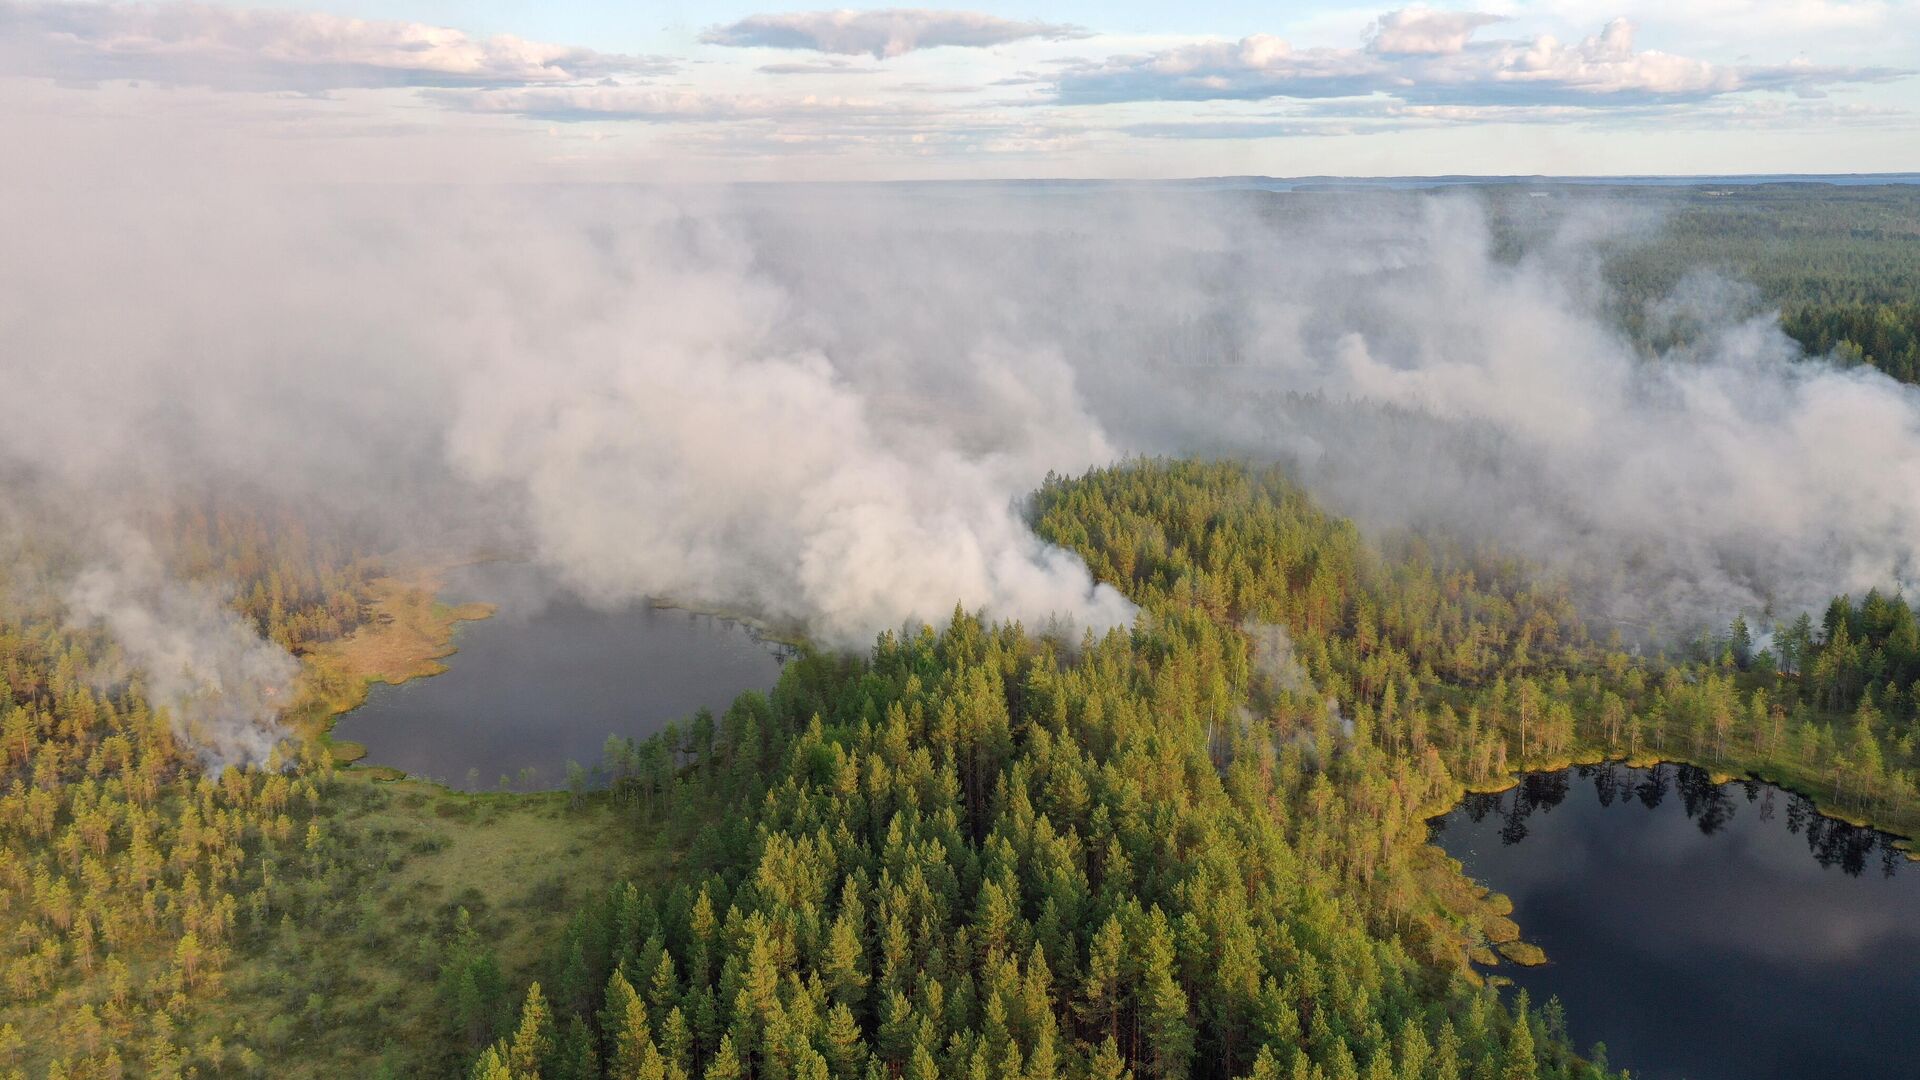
[462,459,1604,1080]
[454,459,1920,1080]
[1037,463,1920,826]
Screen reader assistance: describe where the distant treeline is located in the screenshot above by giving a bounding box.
[1603,184,1920,310]
[1482,184,1920,382]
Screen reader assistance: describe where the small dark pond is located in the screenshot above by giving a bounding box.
[333,561,786,790]
[1431,764,1920,1080]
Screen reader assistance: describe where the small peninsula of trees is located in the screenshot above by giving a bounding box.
[465,458,1920,1080]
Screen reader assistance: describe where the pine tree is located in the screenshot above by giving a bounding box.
[651,950,681,1018]
[824,902,869,1008]
[1137,910,1193,1080]
[508,983,555,1080]
[470,1048,511,1080]
[605,970,653,1080]
[1087,1037,1131,1080]
[704,1035,743,1080]
[1729,616,1754,670]
[1502,994,1537,1080]
[824,1002,866,1080]
[556,1017,599,1080]
[1078,915,1125,1044]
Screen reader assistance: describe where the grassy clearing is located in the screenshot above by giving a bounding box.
[184,773,670,1077]
[166,559,672,1077]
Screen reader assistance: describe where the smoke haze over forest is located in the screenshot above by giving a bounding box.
[16,11,1920,1080]
[6,165,1920,757]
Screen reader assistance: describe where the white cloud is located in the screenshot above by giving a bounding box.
[441,86,943,123]
[0,0,670,90]
[759,59,880,75]
[1542,0,1912,44]
[1055,11,1908,106]
[1367,7,1506,56]
[1,0,1912,175]
[1121,118,1346,139]
[701,8,1086,59]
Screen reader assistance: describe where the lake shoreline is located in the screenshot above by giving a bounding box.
[326,559,789,791]
[287,556,496,765]
[647,596,807,649]
[1419,749,1918,858]
[1416,750,1920,984]
[1433,760,1920,1080]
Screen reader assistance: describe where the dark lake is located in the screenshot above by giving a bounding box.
[333,561,786,790]
[1430,764,1920,1080]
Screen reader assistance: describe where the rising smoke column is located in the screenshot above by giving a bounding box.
[9,178,1920,760]
[61,531,299,768]
[432,191,1136,643]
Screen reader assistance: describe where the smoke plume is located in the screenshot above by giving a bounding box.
[7,171,1920,760]
[62,531,299,767]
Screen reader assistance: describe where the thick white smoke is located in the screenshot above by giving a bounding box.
[431,195,1133,640]
[63,531,299,768]
[6,173,1920,760]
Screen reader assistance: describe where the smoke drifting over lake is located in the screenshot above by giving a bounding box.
[5,172,1919,759]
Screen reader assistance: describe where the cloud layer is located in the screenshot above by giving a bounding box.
[701,8,1085,58]
[1057,15,1904,105]
[0,0,668,90]
[0,1,1907,168]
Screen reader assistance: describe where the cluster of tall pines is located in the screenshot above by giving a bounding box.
[459,461,1635,1080]
[466,460,1920,1080]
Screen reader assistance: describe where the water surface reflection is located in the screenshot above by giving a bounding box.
[334,561,785,790]
[1432,764,1920,1080]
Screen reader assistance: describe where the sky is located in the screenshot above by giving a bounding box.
[2,0,1916,180]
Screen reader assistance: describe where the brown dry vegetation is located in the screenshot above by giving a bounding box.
[282,562,493,751]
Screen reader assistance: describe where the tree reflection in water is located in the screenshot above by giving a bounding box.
[1447,763,1904,878]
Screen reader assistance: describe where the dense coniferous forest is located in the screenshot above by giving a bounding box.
[8,465,1920,1078]
[456,459,1920,1080]
[1476,184,1920,378]
[463,460,1611,1080]
[1595,185,1920,310]
[1778,304,1920,383]
[0,509,371,1075]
